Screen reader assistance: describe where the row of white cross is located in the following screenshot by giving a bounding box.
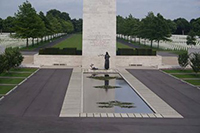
[0,33,66,48]
[117,34,200,50]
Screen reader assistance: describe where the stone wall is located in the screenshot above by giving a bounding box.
[116,56,162,67]
[34,54,82,67]
[34,55,162,68]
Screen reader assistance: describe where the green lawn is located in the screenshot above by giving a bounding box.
[117,38,187,55]
[0,72,31,77]
[53,34,82,50]
[0,68,38,96]
[0,86,15,94]
[185,80,200,85]
[53,34,133,50]
[172,74,200,78]
[163,69,195,74]
[0,78,25,84]
[163,69,200,86]
[117,42,132,49]
[10,68,37,72]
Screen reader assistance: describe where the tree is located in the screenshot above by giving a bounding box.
[0,18,3,34]
[29,14,46,45]
[2,16,15,33]
[47,9,71,21]
[154,13,171,49]
[4,47,23,72]
[14,1,45,47]
[166,19,177,34]
[61,12,71,21]
[123,14,140,41]
[190,53,200,74]
[190,17,200,37]
[174,18,190,35]
[137,12,171,48]
[178,53,189,69]
[60,20,74,33]
[117,15,126,35]
[39,11,53,41]
[138,12,157,48]
[46,14,62,34]
[187,30,197,46]
[71,18,82,33]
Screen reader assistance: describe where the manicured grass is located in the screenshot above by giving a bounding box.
[53,34,82,50]
[117,38,187,55]
[163,69,200,86]
[10,68,37,72]
[185,80,200,85]
[0,68,38,96]
[172,74,200,79]
[0,78,25,84]
[117,42,132,49]
[0,86,15,94]
[53,34,134,50]
[163,69,195,74]
[0,73,31,77]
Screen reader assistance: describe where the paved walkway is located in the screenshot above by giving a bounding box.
[0,69,72,117]
[0,68,200,133]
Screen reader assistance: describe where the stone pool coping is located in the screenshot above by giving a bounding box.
[60,68,183,118]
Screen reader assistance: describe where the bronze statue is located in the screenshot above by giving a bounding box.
[104,52,110,70]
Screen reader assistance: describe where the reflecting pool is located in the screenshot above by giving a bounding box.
[83,73,154,113]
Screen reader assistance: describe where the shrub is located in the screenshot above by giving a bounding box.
[178,52,189,69]
[190,53,200,74]
[4,47,24,71]
[117,48,156,56]
[118,48,135,55]
[0,54,6,74]
[0,47,23,73]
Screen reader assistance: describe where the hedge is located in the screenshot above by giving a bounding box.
[39,48,156,56]
[39,48,82,55]
[117,48,156,56]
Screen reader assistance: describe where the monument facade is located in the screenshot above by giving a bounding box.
[82,0,116,69]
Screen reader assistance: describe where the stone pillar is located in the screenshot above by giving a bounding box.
[82,0,116,69]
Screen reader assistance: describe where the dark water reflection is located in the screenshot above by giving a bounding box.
[83,74,154,113]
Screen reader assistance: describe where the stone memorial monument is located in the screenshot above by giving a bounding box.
[82,0,116,69]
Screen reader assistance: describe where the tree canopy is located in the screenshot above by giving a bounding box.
[0,1,78,47]
[14,1,45,46]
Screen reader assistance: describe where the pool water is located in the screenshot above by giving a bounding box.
[83,73,154,113]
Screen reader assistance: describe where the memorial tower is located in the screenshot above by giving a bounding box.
[82,0,116,69]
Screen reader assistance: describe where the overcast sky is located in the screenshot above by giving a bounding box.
[0,0,199,21]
